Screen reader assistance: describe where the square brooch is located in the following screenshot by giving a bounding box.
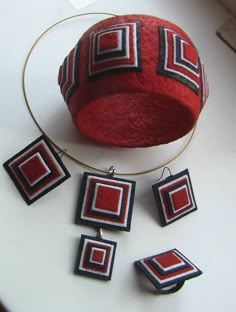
[135,249,202,292]
[152,169,197,226]
[75,172,136,231]
[3,135,70,205]
[74,234,117,281]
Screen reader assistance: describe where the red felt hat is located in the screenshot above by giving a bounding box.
[58,14,209,147]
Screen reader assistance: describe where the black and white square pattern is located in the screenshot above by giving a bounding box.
[152,169,197,226]
[3,135,70,205]
[135,249,202,290]
[75,172,136,231]
[88,22,142,79]
[74,235,117,281]
[158,26,201,94]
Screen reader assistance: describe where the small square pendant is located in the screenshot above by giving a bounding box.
[74,235,117,281]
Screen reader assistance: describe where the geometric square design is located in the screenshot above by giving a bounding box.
[152,169,197,226]
[158,26,201,95]
[19,153,51,186]
[58,41,81,105]
[88,22,142,79]
[74,235,117,281]
[135,249,202,290]
[3,135,71,205]
[75,172,136,231]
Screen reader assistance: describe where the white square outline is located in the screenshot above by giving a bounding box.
[168,184,191,213]
[97,29,123,55]
[81,175,132,228]
[91,183,123,216]
[89,22,139,76]
[79,238,114,277]
[18,152,51,187]
[158,174,196,223]
[163,28,200,89]
[92,26,130,64]
[152,252,186,272]
[89,247,106,266]
[9,140,66,200]
[140,250,199,285]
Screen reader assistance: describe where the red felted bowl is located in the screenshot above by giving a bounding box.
[58,14,208,147]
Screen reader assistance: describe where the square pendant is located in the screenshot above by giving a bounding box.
[74,235,117,281]
[3,135,70,205]
[75,172,136,231]
[135,249,202,290]
[152,169,197,226]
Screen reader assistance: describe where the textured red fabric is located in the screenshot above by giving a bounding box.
[59,14,209,147]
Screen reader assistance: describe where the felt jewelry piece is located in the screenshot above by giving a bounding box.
[135,249,202,294]
[74,233,117,281]
[75,171,136,231]
[74,168,136,281]
[152,169,197,226]
[3,135,71,205]
[59,14,209,148]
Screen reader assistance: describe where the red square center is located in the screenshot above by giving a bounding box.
[98,31,120,53]
[171,188,189,211]
[91,248,106,264]
[20,154,50,185]
[182,41,198,66]
[95,185,121,213]
[156,253,182,268]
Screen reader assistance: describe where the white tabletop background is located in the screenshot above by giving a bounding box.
[0,0,236,311]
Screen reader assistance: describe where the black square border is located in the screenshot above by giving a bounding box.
[157,26,199,95]
[152,169,197,226]
[74,234,117,281]
[3,135,71,205]
[87,180,126,220]
[87,21,142,80]
[135,248,202,290]
[75,172,136,231]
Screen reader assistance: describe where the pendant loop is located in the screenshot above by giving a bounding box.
[96,228,104,239]
[108,166,115,177]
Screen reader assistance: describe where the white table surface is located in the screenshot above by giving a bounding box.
[1,0,236,311]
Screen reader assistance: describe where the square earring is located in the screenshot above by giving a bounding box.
[152,169,197,226]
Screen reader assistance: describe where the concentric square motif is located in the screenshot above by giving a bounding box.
[152,169,197,226]
[58,41,81,105]
[3,135,70,205]
[88,22,142,79]
[75,172,136,231]
[135,249,202,290]
[158,26,201,94]
[74,235,117,281]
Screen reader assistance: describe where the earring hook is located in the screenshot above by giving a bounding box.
[156,167,172,182]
